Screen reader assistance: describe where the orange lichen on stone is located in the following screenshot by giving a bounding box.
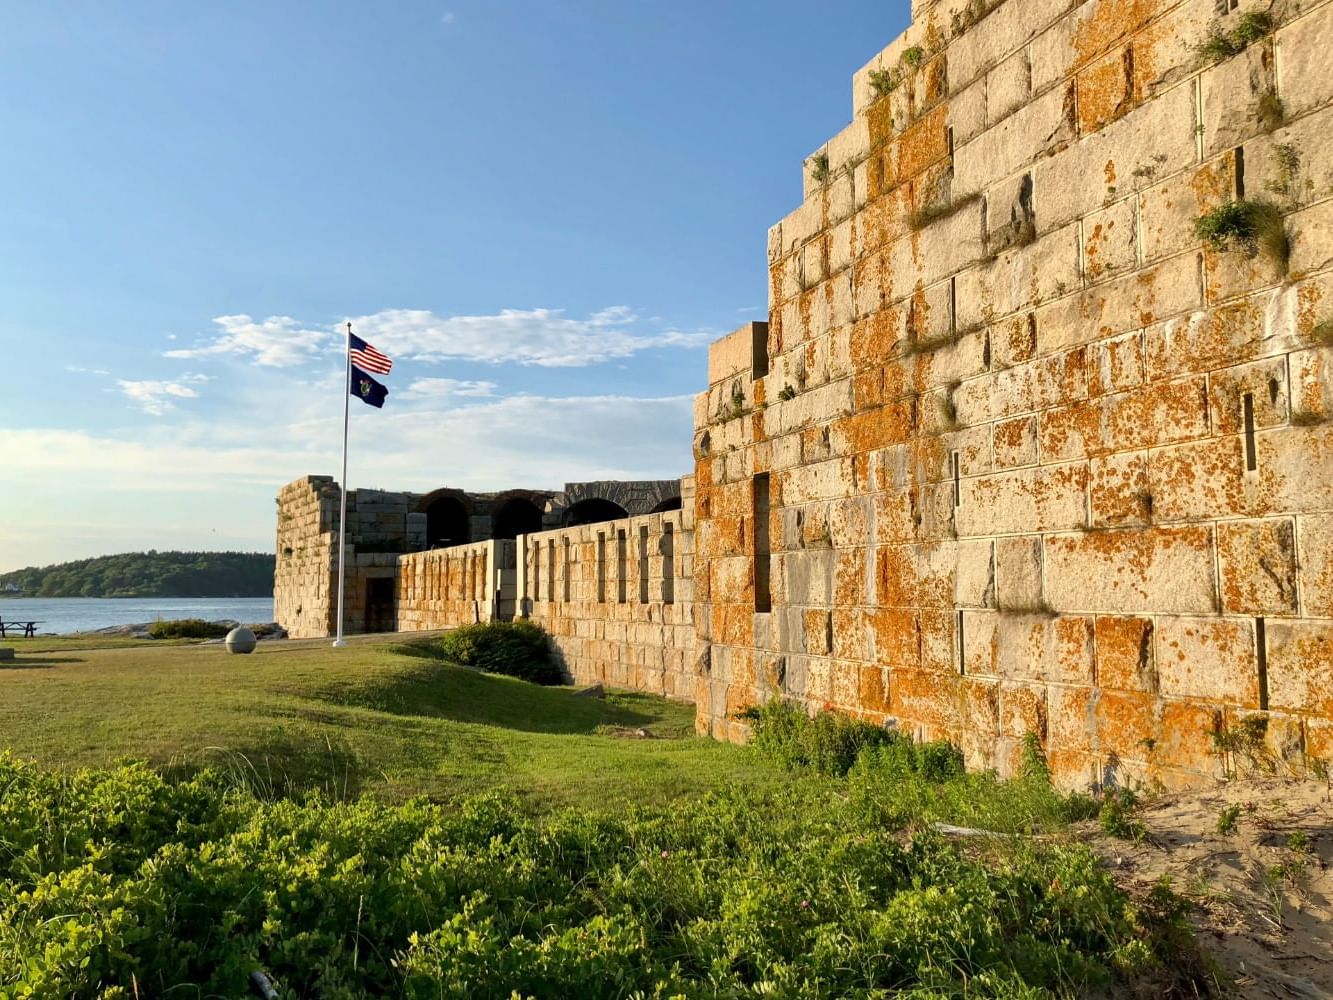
[889,667,960,729]
[895,105,951,189]
[858,664,891,715]
[839,400,917,456]
[1095,615,1156,692]
[999,683,1048,739]
[1217,519,1298,615]
[1072,0,1165,72]
[1156,700,1226,777]
[875,544,917,609]
[1093,688,1158,759]
[1076,46,1133,135]
[868,607,920,667]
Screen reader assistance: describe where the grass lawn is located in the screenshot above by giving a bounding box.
[0,633,781,810]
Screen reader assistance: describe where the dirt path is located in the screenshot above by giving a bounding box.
[1086,777,1333,998]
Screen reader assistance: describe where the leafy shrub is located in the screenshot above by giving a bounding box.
[436,620,561,685]
[868,67,900,97]
[1216,803,1242,835]
[1194,199,1290,272]
[1196,11,1273,64]
[1099,787,1148,842]
[0,754,1209,998]
[147,618,231,639]
[741,699,898,775]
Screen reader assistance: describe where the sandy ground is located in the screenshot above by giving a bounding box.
[1086,777,1333,998]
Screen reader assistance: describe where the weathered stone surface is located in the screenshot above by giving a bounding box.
[1276,0,1333,120]
[1155,616,1259,707]
[1217,518,1299,615]
[1043,526,1218,614]
[1298,512,1333,617]
[1266,620,1333,718]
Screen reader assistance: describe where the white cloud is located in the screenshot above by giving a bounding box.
[441,11,457,25]
[0,388,694,571]
[116,379,203,415]
[165,314,331,367]
[163,306,713,371]
[401,377,498,399]
[349,305,712,368]
[65,365,110,376]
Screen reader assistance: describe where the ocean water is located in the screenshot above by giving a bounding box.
[0,597,275,636]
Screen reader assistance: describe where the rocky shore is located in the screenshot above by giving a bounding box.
[81,621,288,640]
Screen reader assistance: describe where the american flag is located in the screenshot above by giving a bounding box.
[349,332,392,374]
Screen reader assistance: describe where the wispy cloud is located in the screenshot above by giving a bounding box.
[401,377,498,399]
[440,11,457,25]
[163,306,714,370]
[0,389,693,569]
[349,305,712,368]
[65,365,110,376]
[116,375,210,415]
[165,314,330,367]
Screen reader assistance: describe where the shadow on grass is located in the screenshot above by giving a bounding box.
[312,661,661,735]
[1,656,85,669]
[163,733,364,801]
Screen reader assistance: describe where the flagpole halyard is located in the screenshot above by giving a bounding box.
[333,321,351,648]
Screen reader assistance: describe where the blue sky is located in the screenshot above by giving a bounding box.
[0,1,907,572]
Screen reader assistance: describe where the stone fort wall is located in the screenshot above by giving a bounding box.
[275,0,1333,789]
[514,502,696,700]
[694,0,1333,788]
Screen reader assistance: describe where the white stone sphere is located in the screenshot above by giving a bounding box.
[225,627,257,654]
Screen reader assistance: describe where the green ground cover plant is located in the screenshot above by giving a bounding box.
[0,641,1211,997]
[0,752,1205,998]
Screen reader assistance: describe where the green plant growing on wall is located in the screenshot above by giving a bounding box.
[1235,9,1274,44]
[1266,142,1300,201]
[902,45,925,69]
[1194,200,1290,273]
[811,152,830,184]
[951,0,1001,37]
[1312,319,1333,346]
[1196,11,1274,64]
[777,385,797,401]
[868,67,900,97]
[1254,88,1285,132]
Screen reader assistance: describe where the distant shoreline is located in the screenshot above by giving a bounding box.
[0,594,272,600]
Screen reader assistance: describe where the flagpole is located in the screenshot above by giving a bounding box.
[333,321,351,648]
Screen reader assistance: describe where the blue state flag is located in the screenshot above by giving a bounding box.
[350,364,388,408]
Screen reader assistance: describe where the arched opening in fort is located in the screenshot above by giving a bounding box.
[492,497,544,540]
[563,497,630,527]
[648,496,682,514]
[424,495,471,549]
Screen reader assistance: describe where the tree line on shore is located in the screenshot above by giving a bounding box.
[0,550,274,598]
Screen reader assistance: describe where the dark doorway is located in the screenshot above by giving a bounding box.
[564,497,630,527]
[425,496,470,548]
[492,497,543,540]
[648,496,683,514]
[364,577,396,633]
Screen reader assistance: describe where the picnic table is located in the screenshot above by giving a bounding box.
[0,619,43,638]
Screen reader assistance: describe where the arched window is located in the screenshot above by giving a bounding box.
[492,497,544,540]
[563,497,630,527]
[648,496,683,514]
[425,496,471,548]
